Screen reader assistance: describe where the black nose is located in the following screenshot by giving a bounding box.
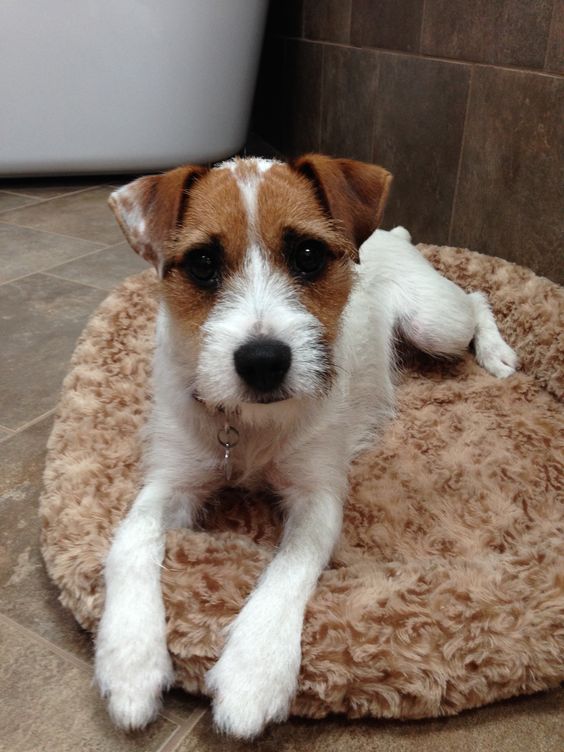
[234,338,292,393]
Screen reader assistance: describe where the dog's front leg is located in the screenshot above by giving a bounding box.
[206,477,344,739]
[95,480,194,730]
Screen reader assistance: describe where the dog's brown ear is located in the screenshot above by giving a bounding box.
[108,164,208,270]
[291,154,392,254]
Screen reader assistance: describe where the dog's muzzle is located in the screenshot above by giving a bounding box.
[234,337,292,395]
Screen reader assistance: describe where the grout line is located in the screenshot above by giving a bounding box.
[369,48,382,162]
[448,63,475,245]
[156,707,209,752]
[183,706,209,734]
[154,724,188,752]
[158,708,192,727]
[0,183,105,214]
[0,197,41,214]
[41,270,113,292]
[0,423,15,434]
[0,611,92,672]
[41,241,126,272]
[278,34,564,78]
[543,2,556,70]
[8,407,57,435]
[0,241,125,290]
[0,246,120,289]
[0,193,40,211]
[10,184,104,201]
[0,188,44,200]
[0,218,110,246]
[318,43,325,152]
[95,238,128,250]
[159,701,208,728]
[420,0,427,54]
[41,243,125,273]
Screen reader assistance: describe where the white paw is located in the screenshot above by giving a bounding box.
[95,629,174,730]
[206,613,301,738]
[475,335,519,378]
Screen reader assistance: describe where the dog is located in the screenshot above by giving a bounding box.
[94,155,518,738]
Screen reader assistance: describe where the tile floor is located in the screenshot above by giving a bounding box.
[0,171,562,752]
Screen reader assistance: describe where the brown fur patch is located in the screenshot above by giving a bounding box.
[256,163,356,343]
[108,165,208,267]
[291,154,393,249]
[160,167,250,335]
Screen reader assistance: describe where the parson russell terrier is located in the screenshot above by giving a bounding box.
[95,155,518,738]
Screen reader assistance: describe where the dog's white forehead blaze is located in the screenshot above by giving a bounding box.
[217,158,278,242]
[217,156,278,174]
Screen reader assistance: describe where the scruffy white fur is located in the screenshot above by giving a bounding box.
[95,163,517,738]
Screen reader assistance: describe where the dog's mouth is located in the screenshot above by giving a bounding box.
[191,388,292,410]
[246,395,289,405]
[243,389,292,405]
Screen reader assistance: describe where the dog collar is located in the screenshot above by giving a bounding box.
[217,423,239,481]
[192,391,239,481]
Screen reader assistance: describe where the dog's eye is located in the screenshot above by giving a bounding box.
[289,239,327,280]
[182,246,221,288]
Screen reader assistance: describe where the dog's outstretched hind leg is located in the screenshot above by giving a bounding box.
[383,229,519,378]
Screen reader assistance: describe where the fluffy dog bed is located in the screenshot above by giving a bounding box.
[40,244,563,721]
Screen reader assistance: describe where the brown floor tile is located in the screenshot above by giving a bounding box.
[303,0,352,43]
[545,0,564,73]
[0,224,104,284]
[0,415,94,661]
[0,191,38,213]
[0,414,54,497]
[320,46,379,162]
[351,0,424,52]
[0,186,124,245]
[0,616,178,752]
[372,53,470,244]
[450,67,564,284]
[180,689,564,751]
[421,0,554,69]
[0,273,106,429]
[0,176,103,200]
[47,242,149,291]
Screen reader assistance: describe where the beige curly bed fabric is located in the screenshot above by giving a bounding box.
[40,245,564,721]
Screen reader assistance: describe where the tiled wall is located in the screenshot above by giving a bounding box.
[252,0,563,284]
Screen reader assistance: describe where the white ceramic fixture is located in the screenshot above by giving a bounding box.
[0,0,269,175]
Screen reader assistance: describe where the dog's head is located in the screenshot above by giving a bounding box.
[109,155,391,415]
